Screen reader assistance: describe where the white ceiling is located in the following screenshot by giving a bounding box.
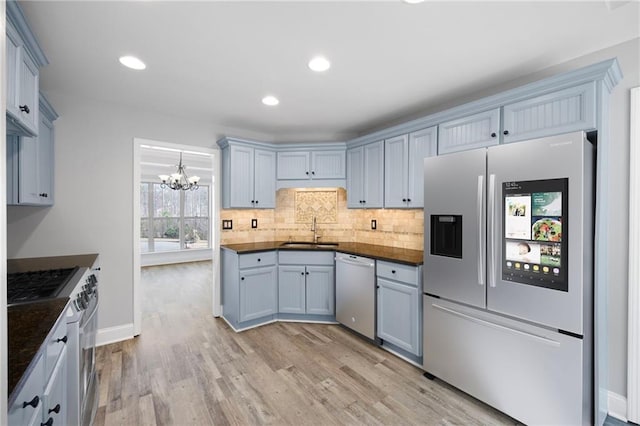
[21,1,640,143]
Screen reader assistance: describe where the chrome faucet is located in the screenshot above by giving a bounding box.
[311,216,320,244]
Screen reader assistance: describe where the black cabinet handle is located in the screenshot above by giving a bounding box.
[255,200,258,204]
[257,258,261,262]
[305,171,309,175]
[39,193,48,197]
[402,198,406,202]
[56,336,68,344]
[305,271,309,275]
[241,277,245,281]
[23,395,39,409]
[491,132,497,138]
[20,105,30,114]
[48,404,61,414]
[391,270,396,274]
[41,418,53,426]
[407,198,411,202]
[503,130,509,135]
[301,272,305,275]
[251,200,255,204]
[311,171,315,175]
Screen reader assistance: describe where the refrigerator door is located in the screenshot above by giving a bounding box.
[424,148,486,308]
[486,132,593,335]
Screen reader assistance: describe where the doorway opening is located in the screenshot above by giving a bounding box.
[133,138,221,337]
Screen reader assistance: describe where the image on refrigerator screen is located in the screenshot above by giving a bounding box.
[504,195,532,239]
[505,241,541,264]
[502,178,568,292]
[532,217,562,242]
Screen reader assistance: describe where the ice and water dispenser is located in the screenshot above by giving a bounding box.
[430,215,463,259]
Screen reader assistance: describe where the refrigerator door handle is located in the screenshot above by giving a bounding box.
[488,174,497,288]
[477,175,485,286]
[431,303,561,347]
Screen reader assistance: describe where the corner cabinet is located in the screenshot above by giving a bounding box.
[219,138,276,209]
[346,141,384,208]
[278,251,335,317]
[6,1,48,137]
[7,94,58,206]
[376,260,422,361]
[277,149,345,180]
[384,127,437,208]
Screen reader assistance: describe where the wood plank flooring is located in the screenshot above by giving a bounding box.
[94,261,516,426]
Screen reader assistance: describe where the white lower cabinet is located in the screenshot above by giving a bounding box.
[239,266,278,322]
[376,261,422,357]
[42,346,67,426]
[8,354,45,426]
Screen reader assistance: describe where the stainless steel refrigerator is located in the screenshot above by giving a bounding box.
[423,131,593,425]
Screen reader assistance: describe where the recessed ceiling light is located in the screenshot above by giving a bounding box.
[262,95,279,106]
[308,56,331,72]
[403,0,425,3]
[119,55,146,70]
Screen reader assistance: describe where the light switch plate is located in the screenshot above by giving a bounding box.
[222,220,233,230]
[251,219,258,229]
[371,219,377,230]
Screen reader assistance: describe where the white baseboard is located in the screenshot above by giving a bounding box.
[608,391,628,423]
[96,323,135,347]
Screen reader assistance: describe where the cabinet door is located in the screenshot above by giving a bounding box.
[346,146,364,208]
[277,151,310,180]
[363,140,384,208]
[407,126,437,208]
[7,135,19,205]
[43,347,67,426]
[278,266,306,314]
[37,117,54,205]
[377,278,420,355]
[18,136,41,204]
[239,266,277,322]
[229,145,255,208]
[306,266,335,315]
[6,25,21,118]
[384,135,408,208]
[438,108,500,155]
[502,82,596,144]
[8,354,44,426]
[19,52,40,136]
[253,149,276,208]
[311,150,345,179]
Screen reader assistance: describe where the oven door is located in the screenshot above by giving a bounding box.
[79,295,98,421]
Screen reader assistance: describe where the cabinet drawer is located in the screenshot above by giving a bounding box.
[278,250,334,265]
[239,251,276,269]
[377,261,420,286]
[8,353,45,426]
[44,310,68,381]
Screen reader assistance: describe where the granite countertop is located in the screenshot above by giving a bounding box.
[221,241,424,266]
[8,253,99,273]
[8,298,70,400]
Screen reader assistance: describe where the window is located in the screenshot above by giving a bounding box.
[140,182,210,253]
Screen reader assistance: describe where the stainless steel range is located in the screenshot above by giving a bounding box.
[7,262,100,426]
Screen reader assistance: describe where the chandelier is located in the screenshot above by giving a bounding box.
[158,152,200,191]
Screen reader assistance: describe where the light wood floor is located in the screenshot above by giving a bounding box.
[94,261,516,426]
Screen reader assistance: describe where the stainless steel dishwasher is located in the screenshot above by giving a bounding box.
[335,252,376,340]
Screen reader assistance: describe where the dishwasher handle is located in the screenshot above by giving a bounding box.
[335,256,375,268]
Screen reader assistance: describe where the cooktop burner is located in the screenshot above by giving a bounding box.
[7,267,79,304]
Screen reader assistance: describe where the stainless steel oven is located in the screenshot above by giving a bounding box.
[67,267,100,426]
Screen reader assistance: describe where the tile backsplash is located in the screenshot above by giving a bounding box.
[220,188,424,250]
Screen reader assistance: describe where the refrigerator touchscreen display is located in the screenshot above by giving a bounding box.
[502,178,568,292]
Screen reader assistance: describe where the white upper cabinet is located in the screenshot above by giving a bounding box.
[347,141,384,208]
[221,141,276,209]
[384,127,437,208]
[438,108,500,155]
[277,149,345,180]
[502,82,596,144]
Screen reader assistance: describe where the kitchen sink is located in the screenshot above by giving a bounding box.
[279,241,339,249]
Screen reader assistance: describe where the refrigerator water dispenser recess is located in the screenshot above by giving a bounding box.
[430,215,463,258]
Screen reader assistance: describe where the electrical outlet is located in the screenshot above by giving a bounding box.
[251,219,258,229]
[222,220,233,230]
[371,219,377,230]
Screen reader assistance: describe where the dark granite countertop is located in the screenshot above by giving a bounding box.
[221,241,423,266]
[8,298,70,401]
[8,253,99,273]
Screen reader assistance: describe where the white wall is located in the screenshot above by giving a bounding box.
[6,93,271,331]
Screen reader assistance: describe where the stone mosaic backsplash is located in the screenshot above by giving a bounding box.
[220,188,424,250]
